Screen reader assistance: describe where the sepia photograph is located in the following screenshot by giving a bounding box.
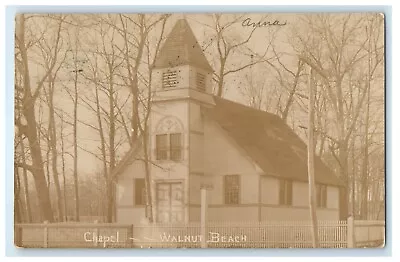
[13,12,385,248]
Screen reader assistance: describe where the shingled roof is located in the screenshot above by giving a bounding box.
[205,96,342,186]
[154,19,213,71]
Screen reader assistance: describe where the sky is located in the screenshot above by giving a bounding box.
[17,13,385,179]
[18,13,296,176]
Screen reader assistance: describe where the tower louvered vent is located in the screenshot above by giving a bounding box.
[196,72,206,91]
[163,71,178,88]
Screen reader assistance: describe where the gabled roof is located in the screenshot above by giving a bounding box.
[112,135,143,181]
[205,96,343,186]
[154,19,213,72]
[114,97,342,187]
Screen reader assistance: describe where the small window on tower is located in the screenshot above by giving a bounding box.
[163,71,178,88]
[196,72,206,91]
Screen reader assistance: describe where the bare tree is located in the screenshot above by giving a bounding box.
[358,14,385,219]
[15,14,67,222]
[295,14,384,219]
[197,14,277,97]
[59,26,85,221]
[71,14,166,222]
[15,73,33,222]
[111,14,170,222]
[40,36,69,221]
[73,18,124,222]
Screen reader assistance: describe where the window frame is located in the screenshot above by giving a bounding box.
[155,133,183,162]
[316,184,328,208]
[155,134,168,160]
[134,178,147,206]
[223,175,241,205]
[279,179,293,206]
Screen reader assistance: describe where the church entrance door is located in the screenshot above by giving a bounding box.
[156,182,184,223]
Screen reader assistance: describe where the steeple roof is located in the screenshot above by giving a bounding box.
[154,19,213,72]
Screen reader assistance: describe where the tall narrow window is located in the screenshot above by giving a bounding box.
[224,175,240,204]
[134,178,146,206]
[169,133,182,161]
[279,180,293,205]
[316,184,327,208]
[156,134,168,160]
[196,72,206,91]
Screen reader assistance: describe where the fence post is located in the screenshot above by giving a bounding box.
[129,224,134,248]
[94,220,99,247]
[200,186,208,248]
[347,216,354,248]
[43,220,49,248]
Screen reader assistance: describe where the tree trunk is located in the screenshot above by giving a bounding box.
[281,60,303,122]
[14,164,22,224]
[20,139,32,223]
[14,164,23,246]
[216,57,226,97]
[360,35,373,220]
[106,183,114,222]
[217,79,224,97]
[142,130,154,222]
[73,70,80,222]
[107,75,116,223]
[308,68,319,248]
[48,79,64,221]
[338,142,349,220]
[60,115,68,221]
[24,100,54,222]
[17,14,54,223]
[94,80,108,221]
[360,144,369,219]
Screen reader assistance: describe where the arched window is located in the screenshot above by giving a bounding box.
[155,116,184,161]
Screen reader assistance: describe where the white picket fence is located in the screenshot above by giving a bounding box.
[14,218,384,248]
[130,220,348,248]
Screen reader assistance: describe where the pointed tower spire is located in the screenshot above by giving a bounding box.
[154,18,213,72]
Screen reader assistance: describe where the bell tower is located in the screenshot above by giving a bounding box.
[152,19,215,104]
[148,18,214,223]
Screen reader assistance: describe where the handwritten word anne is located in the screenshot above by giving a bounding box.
[242,17,287,28]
